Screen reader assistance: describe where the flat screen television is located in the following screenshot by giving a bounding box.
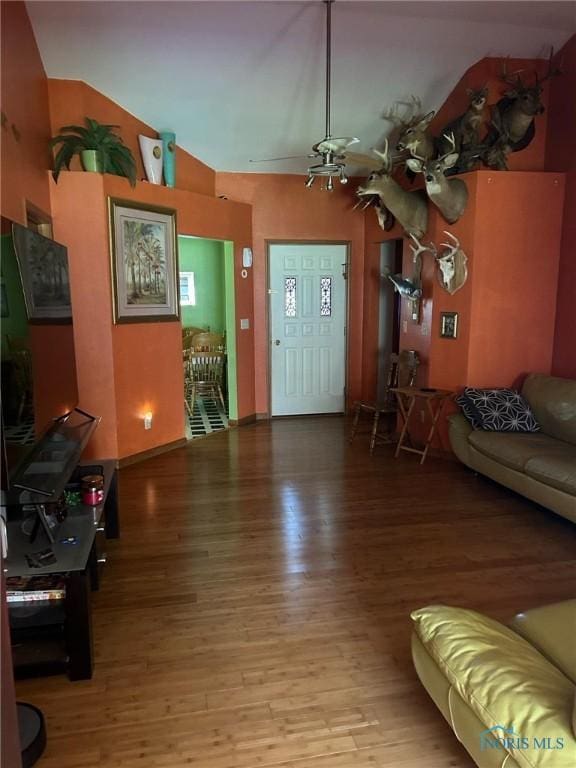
[1,218,79,493]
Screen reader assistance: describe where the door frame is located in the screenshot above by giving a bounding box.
[266,240,351,417]
[177,235,238,423]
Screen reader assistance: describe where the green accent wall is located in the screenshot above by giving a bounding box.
[1,234,28,360]
[178,236,226,333]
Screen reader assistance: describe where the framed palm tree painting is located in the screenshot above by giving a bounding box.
[108,199,179,323]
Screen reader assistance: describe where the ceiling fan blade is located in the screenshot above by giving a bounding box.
[249,154,314,163]
[314,137,359,153]
[342,151,385,171]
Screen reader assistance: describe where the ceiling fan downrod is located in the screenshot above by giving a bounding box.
[305,0,349,191]
[325,0,332,142]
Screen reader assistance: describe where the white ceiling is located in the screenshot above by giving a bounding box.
[27,1,576,175]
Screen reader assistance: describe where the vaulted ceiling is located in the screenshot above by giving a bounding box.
[27,1,576,174]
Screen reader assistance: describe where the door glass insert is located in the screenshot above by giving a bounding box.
[285,277,296,317]
[320,277,332,316]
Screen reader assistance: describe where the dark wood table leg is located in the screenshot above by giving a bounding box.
[65,569,93,681]
[104,469,119,539]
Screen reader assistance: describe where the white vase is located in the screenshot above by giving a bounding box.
[138,135,163,184]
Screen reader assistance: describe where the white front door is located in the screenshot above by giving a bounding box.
[269,243,347,416]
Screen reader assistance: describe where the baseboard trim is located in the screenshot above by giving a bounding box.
[118,438,188,468]
[229,414,257,427]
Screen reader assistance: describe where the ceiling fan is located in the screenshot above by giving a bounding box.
[249,0,359,190]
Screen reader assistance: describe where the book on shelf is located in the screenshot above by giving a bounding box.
[6,575,66,602]
[7,589,65,603]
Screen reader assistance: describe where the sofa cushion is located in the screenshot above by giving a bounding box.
[522,374,576,447]
[524,452,576,496]
[468,431,561,472]
[463,388,540,432]
[411,605,576,768]
[509,600,576,686]
[456,394,483,429]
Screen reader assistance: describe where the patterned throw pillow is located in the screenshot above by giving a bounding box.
[463,388,540,432]
[455,394,482,429]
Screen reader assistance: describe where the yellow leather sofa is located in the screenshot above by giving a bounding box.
[411,601,576,768]
[449,374,576,523]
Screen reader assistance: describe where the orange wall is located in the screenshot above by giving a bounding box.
[48,80,215,197]
[49,173,119,459]
[546,35,576,379]
[215,173,366,414]
[0,1,52,223]
[465,172,564,387]
[29,324,79,432]
[50,172,253,460]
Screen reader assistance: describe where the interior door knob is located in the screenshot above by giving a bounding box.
[274,339,281,346]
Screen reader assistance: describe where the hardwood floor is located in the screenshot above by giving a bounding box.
[16,417,576,767]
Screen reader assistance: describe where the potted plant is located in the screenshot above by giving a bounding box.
[50,117,137,186]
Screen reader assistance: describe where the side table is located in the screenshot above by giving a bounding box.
[391,387,453,464]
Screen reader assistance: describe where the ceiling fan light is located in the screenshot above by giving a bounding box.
[326,177,334,191]
[305,175,315,188]
[340,173,348,184]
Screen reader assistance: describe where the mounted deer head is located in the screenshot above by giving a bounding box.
[406,134,469,224]
[382,98,436,161]
[356,140,428,238]
[490,50,560,149]
[435,231,468,294]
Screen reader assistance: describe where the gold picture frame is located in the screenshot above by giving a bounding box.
[440,311,458,339]
[108,198,179,323]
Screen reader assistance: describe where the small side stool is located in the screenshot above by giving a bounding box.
[349,400,397,454]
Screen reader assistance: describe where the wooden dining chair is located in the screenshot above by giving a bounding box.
[349,351,420,454]
[182,327,206,352]
[190,331,225,353]
[185,351,226,416]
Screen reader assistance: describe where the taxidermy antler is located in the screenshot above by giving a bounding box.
[484,49,560,167]
[406,133,469,224]
[435,231,468,294]
[383,97,437,162]
[356,140,428,238]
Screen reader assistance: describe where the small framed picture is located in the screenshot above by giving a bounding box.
[440,311,458,339]
[108,198,179,324]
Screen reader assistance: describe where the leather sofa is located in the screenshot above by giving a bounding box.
[449,374,576,523]
[411,601,576,768]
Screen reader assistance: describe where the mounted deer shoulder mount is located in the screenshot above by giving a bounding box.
[382,97,437,162]
[484,51,561,168]
[406,134,469,225]
[356,139,428,239]
[435,232,468,294]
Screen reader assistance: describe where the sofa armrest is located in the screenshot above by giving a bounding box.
[411,605,576,768]
[448,413,473,465]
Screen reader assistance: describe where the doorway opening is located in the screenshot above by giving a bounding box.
[268,242,348,417]
[377,239,403,400]
[179,236,237,439]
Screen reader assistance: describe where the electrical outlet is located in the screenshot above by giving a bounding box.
[402,320,408,334]
[144,412,153,430]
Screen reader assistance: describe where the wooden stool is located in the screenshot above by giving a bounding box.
[349,400,397,454]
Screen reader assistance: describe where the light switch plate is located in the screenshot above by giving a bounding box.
[240,318,250,330]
